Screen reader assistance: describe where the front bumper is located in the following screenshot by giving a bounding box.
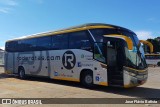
[123,67,148,88]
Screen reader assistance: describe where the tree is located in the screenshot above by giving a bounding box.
[147,38,160,53]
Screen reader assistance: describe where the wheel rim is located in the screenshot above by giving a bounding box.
[85,75,92,84]
[20,70,24,78]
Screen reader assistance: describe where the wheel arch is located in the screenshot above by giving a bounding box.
[80,69,93,82]
[18,66,25,73]
[157,62,160,66]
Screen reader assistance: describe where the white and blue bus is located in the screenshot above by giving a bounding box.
[145,54,160,66]
[5,23,148,88]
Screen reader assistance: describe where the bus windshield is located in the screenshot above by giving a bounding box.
[90,28,147,69]
[124,33,147,69]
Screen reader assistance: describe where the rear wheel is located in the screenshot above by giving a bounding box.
[157,62,160,66]
[18,67,26,79]
[81,71,94,88]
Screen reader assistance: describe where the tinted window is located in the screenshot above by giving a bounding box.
[36,36,52,50]
[69,31,91,51]
[94,43,106,63]
[145,55,160,59]
[90,28,139,47]
[145,55,150,59]
[52,34,68,50]
[5,41,17,52]
[18,38,37,51]
[90,28,119,42]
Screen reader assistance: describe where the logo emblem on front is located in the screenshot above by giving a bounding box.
[62,51,76,70]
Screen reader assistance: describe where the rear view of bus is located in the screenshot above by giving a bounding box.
[4,23,148,88]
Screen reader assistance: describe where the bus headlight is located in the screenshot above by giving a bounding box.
[129,72,136,76]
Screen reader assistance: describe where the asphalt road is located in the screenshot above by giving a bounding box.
[0,67,160,107]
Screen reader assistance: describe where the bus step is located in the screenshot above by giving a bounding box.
[110,79,123,85]
[111,71,123,75]
[111,75,123,80]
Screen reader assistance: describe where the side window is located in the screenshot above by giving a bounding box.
[26,39,37,50]
[52,34,68,50]
[5,41,17,52]
[145,55,148,59]
[5,42,9,51]
[69,31,92,51]
[90,29,120,42]
[36,36,52,50]
[18,38,37,51]
[90,29,104,42]
[17,40,26,51]
[17,40,24,51]
[151,56,153,59]
[93,42,106,63]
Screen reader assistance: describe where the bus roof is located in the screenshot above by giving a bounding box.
[6,23,134,42]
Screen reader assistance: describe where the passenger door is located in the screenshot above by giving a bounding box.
[105,38,125,86]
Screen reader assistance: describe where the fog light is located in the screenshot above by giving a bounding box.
[138,80,145,84]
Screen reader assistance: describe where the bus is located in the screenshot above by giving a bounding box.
[145,54,160,66]
[5,23,148,88]
[140,40,160,66]
[140,40,153,54]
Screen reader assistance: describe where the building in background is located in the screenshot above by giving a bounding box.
[0,49,4,66]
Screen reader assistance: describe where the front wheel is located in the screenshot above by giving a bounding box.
[18,67,26,79]
[81,71,94,88]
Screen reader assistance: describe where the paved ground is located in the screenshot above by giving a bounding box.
[0,67,160,107]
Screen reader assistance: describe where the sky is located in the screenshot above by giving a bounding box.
[0,0,160,50]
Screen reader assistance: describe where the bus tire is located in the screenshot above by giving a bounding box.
[157,62,160,66]
[81,70,94,88]
[18,67,26,79]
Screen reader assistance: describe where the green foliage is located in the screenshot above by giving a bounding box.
[147,38,160,53]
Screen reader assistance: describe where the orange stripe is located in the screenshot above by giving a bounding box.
[99,82,108,86]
